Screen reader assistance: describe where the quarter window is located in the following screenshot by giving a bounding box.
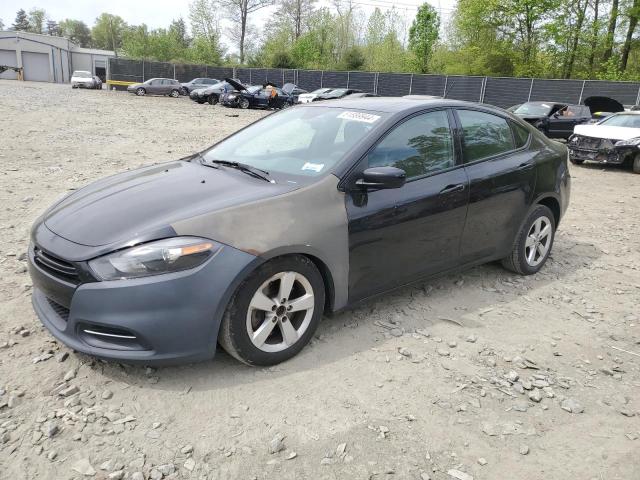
[458,110,515,163]
[511,122,530,148]
[367,110,455,178]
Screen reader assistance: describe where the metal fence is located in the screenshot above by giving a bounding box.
[109,58,640,108]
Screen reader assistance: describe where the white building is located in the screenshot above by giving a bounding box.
[0,31,115,83]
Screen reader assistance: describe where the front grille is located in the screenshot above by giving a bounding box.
[34,246,80,284]
[47,298,70,322]
[572,135,603,150]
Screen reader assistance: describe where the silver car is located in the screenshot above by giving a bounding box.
[127,78,182,97]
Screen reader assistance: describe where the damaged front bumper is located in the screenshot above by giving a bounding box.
[567,135,639,165]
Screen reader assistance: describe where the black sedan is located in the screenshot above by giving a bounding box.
[313,88,363,101]
[510,101,592,139]
[28,98,570,366]
[190,79,242,105]
[220,79,300,109]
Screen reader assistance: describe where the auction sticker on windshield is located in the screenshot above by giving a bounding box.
[302,162,324,172]
[337,111,381,123]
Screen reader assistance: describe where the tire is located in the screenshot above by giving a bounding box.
[218,255,325,366]
[136,88,146,96]
[238,97,250,109]
[196,99,206,104]
[170,89,180,98]
[208,95,218,105]
[633,154,640,174]
[180,87,188,96]
[502,205,556,275]
[569,157,584,165]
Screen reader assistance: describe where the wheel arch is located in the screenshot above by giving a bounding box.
[534,193,561,227]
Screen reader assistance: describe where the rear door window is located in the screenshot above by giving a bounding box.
[457,110,515,163]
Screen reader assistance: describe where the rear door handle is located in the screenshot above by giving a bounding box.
[439,183,465,195]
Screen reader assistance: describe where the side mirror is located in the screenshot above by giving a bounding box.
[356,166,406,190]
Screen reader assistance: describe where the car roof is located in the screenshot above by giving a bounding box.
[304,97,489,114]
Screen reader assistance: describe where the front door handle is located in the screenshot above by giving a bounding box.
[439,183,465,195]
[518,161,535,171]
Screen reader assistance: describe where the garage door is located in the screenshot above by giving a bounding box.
[22,51,50,82]
[0,49,18,80]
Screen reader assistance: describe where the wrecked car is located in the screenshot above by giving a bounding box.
[568,111,640,173]
[297,87,335,103]
[219,79,301,109]
[510,101,592,139]
[189,79,241,105]
[28,98,570,366]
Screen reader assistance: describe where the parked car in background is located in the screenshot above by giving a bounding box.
[297,87,334,103]
[312,88,363,102]
[180,78,219,95]
[127,78,182,97]
[282,83,308,103]
[220,79,300,109]
[71,71,102,89]
[190,79,240,105]
[568,111,640,173]
[403,95,442,100]
[28,97,570,366]
[510,101,592,139]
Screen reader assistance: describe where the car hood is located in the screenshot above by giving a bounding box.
[224,77,246,92]
[43,160,296,247]
[583,96,624,116]
[573,124,640,141]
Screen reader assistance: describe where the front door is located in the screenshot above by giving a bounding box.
[548,105,588,138]
[454,109,538,262]
[346,109,469,302]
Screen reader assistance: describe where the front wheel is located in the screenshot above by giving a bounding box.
[502,205,556,275]
[208,95,218,105]
[238,97,250,109]
[136,88,146,96]
[218,256,325,366]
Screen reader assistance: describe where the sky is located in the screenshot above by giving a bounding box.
[0,0,457,50]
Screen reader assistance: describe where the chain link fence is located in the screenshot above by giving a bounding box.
[109,58,640,107]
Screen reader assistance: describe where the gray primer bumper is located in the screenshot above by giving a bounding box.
[30,245,259,365]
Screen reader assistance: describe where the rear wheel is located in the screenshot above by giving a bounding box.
[502,205,555,275]
[218,256,325,366]
[633,154,640,174]
[136,88,146,96]
[170,89,180,98]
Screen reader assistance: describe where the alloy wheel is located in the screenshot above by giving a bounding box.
[136,88,145,96]
[525,216,552,267]
[246,271,315,353]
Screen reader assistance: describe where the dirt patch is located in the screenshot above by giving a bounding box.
[1,80,639,480]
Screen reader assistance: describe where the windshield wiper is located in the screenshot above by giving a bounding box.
[208,159,272,183]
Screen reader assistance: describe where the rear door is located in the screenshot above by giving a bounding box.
[346,109,470,301]
[455,109,537,262]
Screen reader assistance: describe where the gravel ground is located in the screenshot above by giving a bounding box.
[1,80,639,480]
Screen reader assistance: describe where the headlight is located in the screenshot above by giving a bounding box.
[89,237,220,280]
[614,137,640,147]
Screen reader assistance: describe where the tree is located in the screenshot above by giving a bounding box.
[279,0,316,39]
[587,0,600,75]
[169,18,190,49]
[408,3,439,73]
[620,0,639,71]
[189,0,224,63]
[219,0,273,63]
[602,0,619,62]
[28,8,47,34]
[46,20,60,36]
[12,9,30,31]
[271,51,294,67]
[59,19,92,47]
[341,45,365,69]
[92,13,127,53]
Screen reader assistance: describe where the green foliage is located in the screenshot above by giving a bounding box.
[92,14,127,52]
[408,3,439,73]
[341,46,365,70]
[58,19,92,47]
[27,8,46,34]
[12,9,30,31]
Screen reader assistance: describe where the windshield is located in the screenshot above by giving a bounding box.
[73,71,91,78]
[513,103,553,116]
[312,88,332,94]
[203,106,386,178]
[325,89,347,98]
[599,114,640,128]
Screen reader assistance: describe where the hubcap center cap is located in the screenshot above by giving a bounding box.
[275,305,287,317]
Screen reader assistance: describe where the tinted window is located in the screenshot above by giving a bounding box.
[511,122,530,148]
[367,110,454,178]
[458,110,514,163]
